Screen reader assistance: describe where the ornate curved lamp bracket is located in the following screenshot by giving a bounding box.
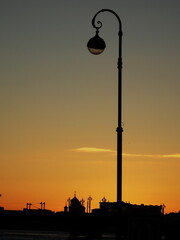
[91,9,122,33]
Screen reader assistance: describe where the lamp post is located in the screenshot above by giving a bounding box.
[87,9,123,205]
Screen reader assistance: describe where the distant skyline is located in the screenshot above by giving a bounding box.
[0,0,180,213]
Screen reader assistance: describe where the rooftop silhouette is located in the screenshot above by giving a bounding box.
[1,193,178,239]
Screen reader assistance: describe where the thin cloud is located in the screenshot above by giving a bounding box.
[72,147,116,153]
[123,153,180,159]
[160,154,180,158]
[72,147,180,159]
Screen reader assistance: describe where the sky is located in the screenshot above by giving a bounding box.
[0,0,180,213]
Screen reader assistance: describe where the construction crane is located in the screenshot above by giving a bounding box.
[40,202,46,210]
[26,203,32,210]
[26,202,46,210]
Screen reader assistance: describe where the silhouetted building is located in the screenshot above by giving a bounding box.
[99,201,163,215]
[163,212,180,239]
[0,207,4,212]
[91,201,163,239]
[69,195,85,215]
[64,205,68,213]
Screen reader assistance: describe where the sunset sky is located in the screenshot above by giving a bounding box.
[0,0,180,213]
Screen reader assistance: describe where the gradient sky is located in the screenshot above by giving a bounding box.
[0,0,180,213]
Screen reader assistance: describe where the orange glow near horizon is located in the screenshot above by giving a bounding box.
[1,148,180,214]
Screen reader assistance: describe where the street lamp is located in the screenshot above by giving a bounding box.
[87,29,106,55]
[87,9,123,204]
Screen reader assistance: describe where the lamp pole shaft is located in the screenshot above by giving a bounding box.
[117,29,123,204]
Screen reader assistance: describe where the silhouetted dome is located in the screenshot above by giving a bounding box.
[71,197,80,204]
[69,196,85,215]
